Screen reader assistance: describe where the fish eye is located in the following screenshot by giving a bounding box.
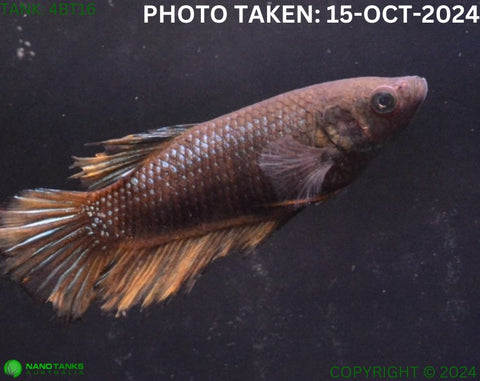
[370,88,398,114]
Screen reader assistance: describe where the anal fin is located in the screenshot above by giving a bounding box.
[97,219,281,316]
[1,187,286,318]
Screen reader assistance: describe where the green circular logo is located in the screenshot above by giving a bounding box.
[4,359,22,378]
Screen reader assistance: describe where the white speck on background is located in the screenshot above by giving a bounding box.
[15,25,35,60]
[16,47,25,59]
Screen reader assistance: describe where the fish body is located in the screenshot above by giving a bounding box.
[0,76,427,318]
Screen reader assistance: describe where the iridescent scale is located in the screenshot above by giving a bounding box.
[89,88,318,240]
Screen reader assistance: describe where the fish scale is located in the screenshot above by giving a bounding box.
[96,97,312,241]
[0,76,427,317]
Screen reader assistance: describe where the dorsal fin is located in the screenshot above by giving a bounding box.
[70,124,195,190]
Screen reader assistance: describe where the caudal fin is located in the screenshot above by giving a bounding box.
[0,189,105,318]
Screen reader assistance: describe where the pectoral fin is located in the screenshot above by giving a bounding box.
[258,136,337,205]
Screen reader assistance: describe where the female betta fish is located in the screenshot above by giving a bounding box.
[0,76,427,318]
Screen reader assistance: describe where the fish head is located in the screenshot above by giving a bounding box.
[315,76,428,153]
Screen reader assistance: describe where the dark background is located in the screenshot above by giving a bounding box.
[1,0,479,380]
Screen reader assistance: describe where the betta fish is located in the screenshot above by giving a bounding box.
[0,76,427,318]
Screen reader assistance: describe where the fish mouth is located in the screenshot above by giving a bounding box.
[396,76,428,107]
[412,76,428,104]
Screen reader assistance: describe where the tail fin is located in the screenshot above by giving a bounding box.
[0,189,103,319]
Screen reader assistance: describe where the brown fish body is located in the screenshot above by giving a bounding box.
[0,76,427,317]
[90,85,318,244]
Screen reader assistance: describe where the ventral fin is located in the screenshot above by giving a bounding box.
[70,124,196,190]
[262,192,337,208]
[258,136,338,206]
